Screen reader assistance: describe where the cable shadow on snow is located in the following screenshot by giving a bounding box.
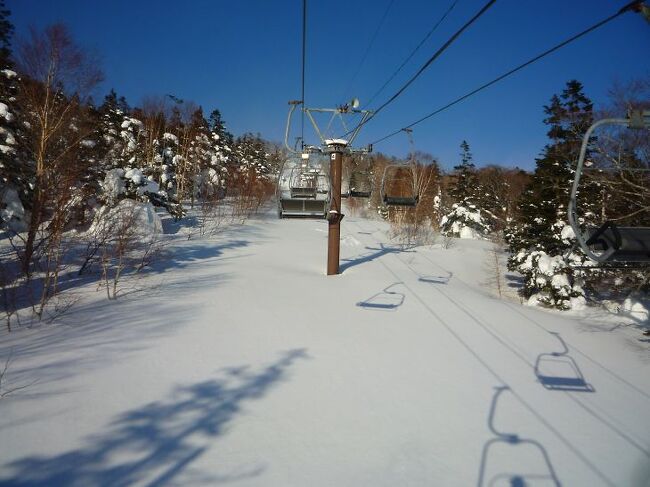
[534,333,595,393]
[356,282,405,311]
[477,386,561,487]
[339,244,414,273]
[0,349,308,486]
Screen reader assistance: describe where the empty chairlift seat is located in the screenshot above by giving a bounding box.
[585,222,650,262]
[277,156,330,219]
[380,164,419,207]
[348,170,372,198]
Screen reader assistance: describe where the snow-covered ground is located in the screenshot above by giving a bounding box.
[1,207,649,486]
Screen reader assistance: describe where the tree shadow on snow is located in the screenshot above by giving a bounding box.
[505,273,524,290]
[0,271,232,401]
[0,349,308,486]
[146,239,251,275]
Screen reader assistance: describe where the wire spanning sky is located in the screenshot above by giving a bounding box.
[8,0,650,170]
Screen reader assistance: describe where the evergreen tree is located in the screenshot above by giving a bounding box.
[0,2,28,231]
[449,140,477,202]
[96,91,183,218]
[208,109,233,146]
[440,140,489,238]
[0,0,13,68]
[507,80,595,310]
[188,108,227,201]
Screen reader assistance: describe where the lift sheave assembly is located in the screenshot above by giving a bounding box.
[568,110,650,264]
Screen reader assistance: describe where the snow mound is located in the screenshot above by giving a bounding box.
[1,186,26,231]
[440,203,489,239]
[89,200,162,239]
[621,295,649,322]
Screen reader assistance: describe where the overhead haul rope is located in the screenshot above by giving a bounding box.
[364,0,459,109]
[338,0,396,105]
[301,0,307,148]
[370,0,645,146]
[340,0,498,139]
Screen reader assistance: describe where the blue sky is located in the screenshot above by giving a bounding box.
[7,0,649,170]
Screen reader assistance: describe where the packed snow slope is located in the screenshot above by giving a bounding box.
[1,207,649,486]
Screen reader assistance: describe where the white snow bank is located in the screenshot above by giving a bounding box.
[101,169,126,203]
[163,132,179,144]
[89,199,162,239]
[0,102,14,122]
[0,186,26,231]
[621,295,649,322]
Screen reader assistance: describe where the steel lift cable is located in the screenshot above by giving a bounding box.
[341,0,498,139]
[338,0,396,105]
[301,0,307,148]
[370,0,646,146]
[364,0,459,109]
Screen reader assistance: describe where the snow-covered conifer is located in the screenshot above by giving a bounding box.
[440,140,489,238]
[507,80,596,310]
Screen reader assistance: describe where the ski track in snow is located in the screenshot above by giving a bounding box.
[0,208,649,487]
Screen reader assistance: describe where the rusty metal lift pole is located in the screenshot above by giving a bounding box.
[326,141,346,275]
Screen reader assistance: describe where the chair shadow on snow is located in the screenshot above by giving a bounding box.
[0,349,308,487]
[477,386,561,487]
[534,332,594,393]
[339,244,413,273]
[356,283,405,311]
[418,271,452,285]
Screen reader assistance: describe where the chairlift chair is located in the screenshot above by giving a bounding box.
[348,169,373,198]
[380,163,419,207]
[277,155,331,219]
[568,110,650,263]
[380,128,421,207]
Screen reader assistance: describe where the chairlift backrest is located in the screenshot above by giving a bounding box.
[380,163,419,207]
[348,169,373,198]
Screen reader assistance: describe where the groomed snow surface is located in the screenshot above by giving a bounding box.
[1,206,649,486]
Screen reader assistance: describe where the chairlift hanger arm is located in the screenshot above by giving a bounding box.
[347,111,373,146]
[284,101,303,154]
[304,108,326,145]
[568,111,650,263]
[568,117,630,262]
[569,117,635,226]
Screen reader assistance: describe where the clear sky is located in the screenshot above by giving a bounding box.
[7,0,650,170]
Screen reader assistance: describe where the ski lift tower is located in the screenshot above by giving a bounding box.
[284,98,373,275]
